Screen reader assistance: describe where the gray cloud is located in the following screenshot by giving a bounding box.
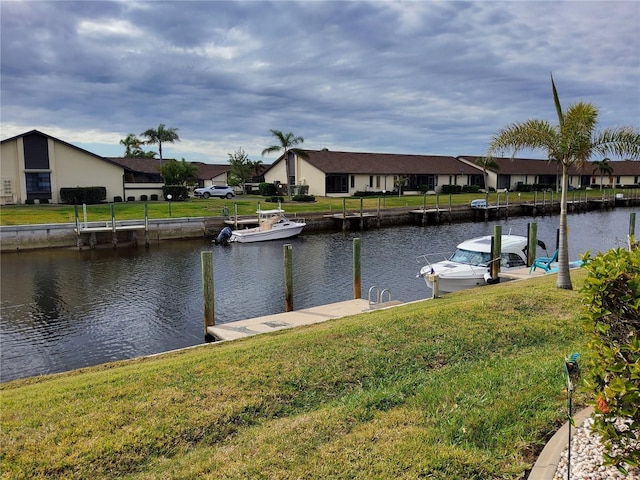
[1,1,638,163]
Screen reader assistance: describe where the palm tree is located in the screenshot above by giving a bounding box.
[120,133,143,157]
[141,124,180,166]
[475,156,499,191]
[262,129,308,200]
[488,74,640,290]
[592,157,613,190]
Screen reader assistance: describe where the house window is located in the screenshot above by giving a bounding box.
[326,174,348,193]
[376,176,380,188]
[25,172,51,197]
[369,176,373,188]
[350,175,355,188]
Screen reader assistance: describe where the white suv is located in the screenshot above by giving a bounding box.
[194,185,235,199]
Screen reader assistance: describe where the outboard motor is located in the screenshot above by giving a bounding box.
[214,226,233,246]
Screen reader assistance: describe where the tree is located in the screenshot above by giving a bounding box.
[141,124,180,166]
[592,157,613,190]
[158,158,199,186]
[262,129,308,200]
[227,148,255,194]
[475,156,499,191]
[120,133,156,158]
[488,74,640,290]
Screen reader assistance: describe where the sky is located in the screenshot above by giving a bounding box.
[1,1,639,165]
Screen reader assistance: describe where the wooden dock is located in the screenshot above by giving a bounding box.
[207,298,402,341]
[74,221,148,249]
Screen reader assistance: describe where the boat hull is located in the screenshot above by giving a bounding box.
[423,272,491,292]
[231,224,305,243]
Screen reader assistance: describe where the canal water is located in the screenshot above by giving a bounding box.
[1,208,636,382]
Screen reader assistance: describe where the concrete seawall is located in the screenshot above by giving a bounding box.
[0,199,606,253]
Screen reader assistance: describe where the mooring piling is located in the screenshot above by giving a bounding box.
[353,238,361,299]
[284,244,294,312]
[201,251,215,339]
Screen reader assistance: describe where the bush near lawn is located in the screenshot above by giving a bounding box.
[1,272,591,479]
[582,247,640,473]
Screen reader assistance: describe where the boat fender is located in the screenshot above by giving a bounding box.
[484,272,499,285]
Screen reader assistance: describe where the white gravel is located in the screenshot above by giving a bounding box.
[553,417,639,480]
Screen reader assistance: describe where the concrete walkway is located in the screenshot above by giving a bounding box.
[527,407,593,480]
[207,298,402,341]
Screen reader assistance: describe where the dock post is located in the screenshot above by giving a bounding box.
[342,198,347,232]
[448,194,452,224]
[111,204,117,248]
[430,274,440,299]
[74,205,82,250]
[284,244,294,312]
[359,197,364,230]
[201,251,215,340]
[144,203,150,248]
[377,196,381,228]
[353,238,361,299]
[527,222,538,267]
[629,212,637,250]
[422,193,427,226]
[490,225,502,281]
[436,193,441,224]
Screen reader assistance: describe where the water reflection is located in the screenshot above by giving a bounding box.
[1,208,635,382]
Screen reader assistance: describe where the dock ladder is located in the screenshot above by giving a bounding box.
[368,285,392,307]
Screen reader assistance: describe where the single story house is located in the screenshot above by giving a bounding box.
[0,129,234,204]
[263,149,485,196]
[459,156,640,191]
[1,130,126,205]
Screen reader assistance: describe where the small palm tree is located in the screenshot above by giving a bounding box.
[141,124,180,166]
[262,130,308,200]
[488,74,640,290]
[592,157,613,190]
[475,156,499,191]
[120,133,142,157]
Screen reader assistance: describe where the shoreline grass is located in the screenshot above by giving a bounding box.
[1,271,591,479]
[0,189,604,226]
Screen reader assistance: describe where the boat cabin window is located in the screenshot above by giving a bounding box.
[449,248,490,266]
[501,253,526,268]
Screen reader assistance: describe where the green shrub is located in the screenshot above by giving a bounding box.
[127,196,135,202]
[462,185,481,193]
[292,194,315,202]
[266,196,284,203]
[441,184,462,194]
[140,195,148,201]
[39,198,49,204]
[516,184,533,192]
[581,247,640,472]
[60,187,106,204]
[150,194,158,201]
[162,185,189,201]
[25,198,35,205]
[114,196,123,202]
[259,182,277,196]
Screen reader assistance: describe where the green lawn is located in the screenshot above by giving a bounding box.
[1,271,591,479]
[0,189,595,226]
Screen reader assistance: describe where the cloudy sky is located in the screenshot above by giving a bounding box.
[1,1,639,164]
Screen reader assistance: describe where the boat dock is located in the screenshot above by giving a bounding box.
[207,298,401,341]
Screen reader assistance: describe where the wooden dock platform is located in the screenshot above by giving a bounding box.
[207,298,402,341]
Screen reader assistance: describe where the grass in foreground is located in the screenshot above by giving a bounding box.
[1,271,590,479]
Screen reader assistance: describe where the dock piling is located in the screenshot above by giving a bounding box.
[490,225,502,281]
[201,251,215,339]
[353,238,361,299]
[284,244,294,312]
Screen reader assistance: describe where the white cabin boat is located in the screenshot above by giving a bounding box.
[416,234,532,293]
[230,209,305,243]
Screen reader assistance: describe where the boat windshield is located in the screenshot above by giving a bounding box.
[449,248,491,266]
